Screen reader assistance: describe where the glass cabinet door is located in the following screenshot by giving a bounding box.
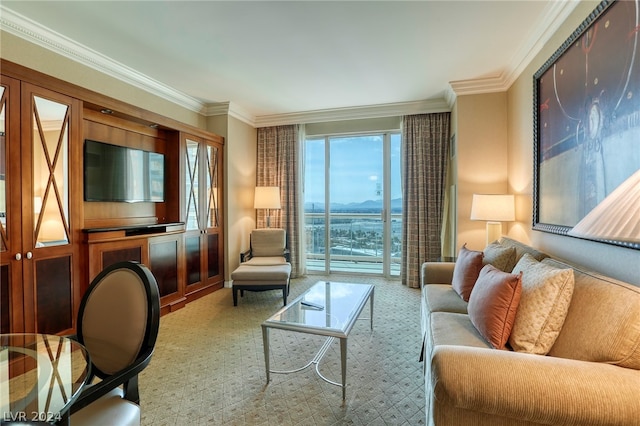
[0,78,80,334]
[185,137,202,286]
[183,135,223,291]
[22,84,80,334]
[32,95,70,247]
[205,144,221,279]
[206,144,220,229]
[0,76,23,333]
[185,139,200,232]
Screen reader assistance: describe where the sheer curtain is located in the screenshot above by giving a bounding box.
[256,125,303,277]
[401,113,451,288]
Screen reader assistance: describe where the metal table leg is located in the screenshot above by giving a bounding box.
[262,325,270,383]
[340,337,347,400]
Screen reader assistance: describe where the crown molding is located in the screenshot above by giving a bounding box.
[205,102,257,127]
[447,0,580,103]
[252,99,450,128]
[0,6,206,114]
[449,75,508,97]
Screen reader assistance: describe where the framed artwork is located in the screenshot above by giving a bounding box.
[533,0,640,250]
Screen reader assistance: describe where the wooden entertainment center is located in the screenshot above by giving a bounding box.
[0,60,225,335]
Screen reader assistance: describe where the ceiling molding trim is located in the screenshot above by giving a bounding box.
[0,6,207,114]
[502,0,581,89]
[227,102,257,127]
[205,102,231,116]
[449,75,508,97]
[448,0,580,100]
[204,102,257,127]
[253,99,451,128]
[444,86,457,108]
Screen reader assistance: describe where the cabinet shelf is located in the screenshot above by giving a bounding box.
[83,222,185,242]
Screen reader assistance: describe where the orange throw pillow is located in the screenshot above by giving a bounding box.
[468,264,523,350]
[451,244,484,302]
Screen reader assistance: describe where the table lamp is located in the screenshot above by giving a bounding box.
[254,186,281,228]
[470,194,515,246]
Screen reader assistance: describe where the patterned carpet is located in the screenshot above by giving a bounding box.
[139,274,425,425]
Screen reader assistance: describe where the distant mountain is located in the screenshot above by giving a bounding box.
[305,198,402,213]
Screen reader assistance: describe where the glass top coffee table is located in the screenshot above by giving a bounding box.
[261,280,374,400]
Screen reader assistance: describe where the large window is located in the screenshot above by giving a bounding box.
[304,132,401,276]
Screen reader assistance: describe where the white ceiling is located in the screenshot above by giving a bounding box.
[1,1,579,126]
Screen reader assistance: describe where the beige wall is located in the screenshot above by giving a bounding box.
[454,92,509,252]
[215,116,257,284]
[506,0,640,286]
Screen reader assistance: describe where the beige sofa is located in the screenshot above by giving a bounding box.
[420,237,640,425]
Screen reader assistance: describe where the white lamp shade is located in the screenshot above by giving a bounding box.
[470,194,515,222]
[254,186,281,209]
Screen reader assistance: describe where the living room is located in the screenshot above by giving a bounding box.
[1,0,639,424]
[2,0,637,288]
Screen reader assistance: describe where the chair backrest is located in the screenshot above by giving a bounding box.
[251,228,286,257]
[77,261,160,377]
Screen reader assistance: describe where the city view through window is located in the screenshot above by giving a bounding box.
[304,133,402,276]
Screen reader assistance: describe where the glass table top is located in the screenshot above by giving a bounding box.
[263,281,374,337]
[1,333,91,421]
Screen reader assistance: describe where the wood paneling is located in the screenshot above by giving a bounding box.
[185,235,201,286]
[102,247,142,268]
[35,256,72,334]
[150,240,178,297]
[1,265,9,333]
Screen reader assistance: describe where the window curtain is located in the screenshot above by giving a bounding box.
[401,113,451,288]
[256,125,302,277]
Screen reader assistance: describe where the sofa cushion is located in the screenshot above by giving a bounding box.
[468,265,522,350]
[230,262,291,283]
[423,284,469,314]
[244,256,287,266]
[509,254,575,355]
[451,244,484,302]
[428,312,491,350]
[483,241,517,272]
[545,258,640,370]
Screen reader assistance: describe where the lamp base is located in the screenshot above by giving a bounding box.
[485,221,502,246]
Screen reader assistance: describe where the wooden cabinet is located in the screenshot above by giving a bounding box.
[85,223,187,314]
[182,134,224,301]
[1,60,225,329]
[0,76,83,334]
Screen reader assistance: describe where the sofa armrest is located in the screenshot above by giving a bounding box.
[431,345,640,425]
[240,249,252,263]
[421,262,456,286]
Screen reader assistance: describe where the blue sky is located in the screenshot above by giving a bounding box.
[304,134,402,205]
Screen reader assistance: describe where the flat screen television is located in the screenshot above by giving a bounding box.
[84,139,165,202]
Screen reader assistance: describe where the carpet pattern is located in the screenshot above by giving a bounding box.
[139,274,425,425]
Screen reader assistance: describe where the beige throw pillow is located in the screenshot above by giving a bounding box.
[509,254,575,354]
[483,241,517,272]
